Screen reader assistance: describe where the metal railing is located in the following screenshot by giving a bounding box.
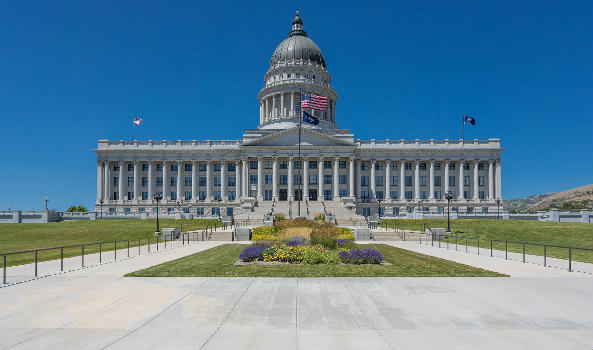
[1,228,221,285]
[418,234,592,272]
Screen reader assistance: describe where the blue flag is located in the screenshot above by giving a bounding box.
[463,115,476,125]
[303,110,319,125]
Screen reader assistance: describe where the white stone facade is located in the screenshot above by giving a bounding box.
[93,13,504,218]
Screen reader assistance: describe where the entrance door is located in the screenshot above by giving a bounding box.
[279,189,288,201]
[309,189,317,201]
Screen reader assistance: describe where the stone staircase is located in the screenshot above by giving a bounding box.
[370,229,427,241]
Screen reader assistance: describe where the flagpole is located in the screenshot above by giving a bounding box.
[462,115,465,143]
[298,89,302,218]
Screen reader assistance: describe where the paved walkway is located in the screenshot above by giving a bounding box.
[0,241,592,349]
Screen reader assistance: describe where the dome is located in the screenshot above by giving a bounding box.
[269,12,326,68]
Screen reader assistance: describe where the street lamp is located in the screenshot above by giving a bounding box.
[496,199,501,219]
[216,198,222,219]
[154,193,163,234]
[44,197,49,210]
[99,199,104,219]
[377,198,382,219]
[445,191,454,233]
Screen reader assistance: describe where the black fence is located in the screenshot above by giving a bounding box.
[1,223,234,285]
[418,234,592,272]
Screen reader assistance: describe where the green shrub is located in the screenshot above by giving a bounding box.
[310,236,338,250]
[337,227,354,240]
[274,213,286,221]
[314,213,325,221]
[302,249,324,264]
[251,226,276,241]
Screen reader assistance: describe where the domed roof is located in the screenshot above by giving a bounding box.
[269,12,326,68]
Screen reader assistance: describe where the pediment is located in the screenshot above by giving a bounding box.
[242,127,355,147]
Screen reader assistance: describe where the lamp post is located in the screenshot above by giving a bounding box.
[377,198,382,219]
[44,197,49,210]
[99,199,104,219]
[154,193,163,234]
[445,191,453,232]
[216,198,222,219]
[496,199,501,219]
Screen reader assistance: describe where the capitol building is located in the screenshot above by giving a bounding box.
[94,12,504,221]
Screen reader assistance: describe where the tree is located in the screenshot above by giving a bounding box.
[66,205,88,212]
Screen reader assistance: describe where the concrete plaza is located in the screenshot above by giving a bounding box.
[0,241,592,350]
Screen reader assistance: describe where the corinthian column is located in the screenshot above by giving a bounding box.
[272,157,278,200]
[349,157,355,198]
[385,160,390,200]
[399,160,405,200]
[288,157,294,201]
[206,160,212,202]
[303,157,309,200]
[242,158,248,197]
[257,157,263,200]
[488,160,494,200]
[163,161,169,200]
[104,162,111,201]
[333,157,339,200]
[495,160,502,199]
[220,160,227,202]
[118,161,125,202]
[473,160,479,200]
[134,160,140,201]
[414,161,420,200]
[235,160,241,201]
[290,92,295,117]
[192,161,198,202]
[458,160,464,200]
[96,161,103,202]
[318,157,324,201]
[148,161,154,199]
[429,160,435,200]
[177,161,183,202]
[370,160,376,201]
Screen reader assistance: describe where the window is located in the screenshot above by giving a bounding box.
[109,207,116,213]
[434,191,441,199]
[227,207,234,216]
[199,163,207,171]
[390,163,397,171]
[127,192,133,200]
[479,191,485,199]
[324,189,332,200]
[479,176,484,186]
[250,175,258,185]
[339,161,347,169]
[390,191,398,199]
[279,161,288,169]
[361,191,369,200]
[482,207,488,213]
[127,164,134,171]
[405,163,412,171]
[452,207,458,212]
[309,161,317,169]
[434,176,441,186]
[264,190,273,201]
[467,207,474,214]
[390,176,398,186]
[449,163,455,170]
[214,176,221,187]
[114,164,120,172]
[128,177,134,186]
[478,163,484,171]
[464,163,470,171]
[376,176,383,186]
[250,161,258,169]
[420,191,427,200]
[264,161,272,169]
[362,207,371,217]
[142,192,148,200]
[407,207,414,214]
[185,192,192,200]
[294,161,302,169]
[228,176,236,187]
[197,207,204,215]
[171,164,178,172]
[214,163,222,171]
[324,161,332,169]
[156,164,163,171]
[199,177,207,186]
[294,175,301,185]
[227,191,236,200]
[422,207,429,212]
[437,207,444,214]
[264,175,272,185]
[464,191,470,199]
[156,177,163,186]
[434,163,441,171]
[214,191,221,200]
[184,164,192,171]
[114,177,119,186]
[124,207,131,213]
[405,191,413,200]
[185,177,192,186]
[309,175,317,185]
[360,162,368,170]
[170,177,177,187]
[228,163,236,171]
[199,191,207,200]
[392,207,400,216]
[171,192,177,200]
[279,175,287,185]
[139,207,146,212]
[361,176,369,186]
[142,177,148,187]
[142,164,149,171]
[339,175,347,184]
[339,189,347,197]
[212,207,219,215]
[419,163,427,171]
[323,175,332,185]
[183,207,190,213]
[376,191,383,200]
[449,176,455,186]
[464,175,470,186]
[419,176,426,186]
[405,176,412,186]
[375,162,383,170]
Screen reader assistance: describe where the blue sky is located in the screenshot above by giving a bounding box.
[1,0,591,211]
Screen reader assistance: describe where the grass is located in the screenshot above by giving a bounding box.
[0,219,220,267]
[380,219,593,263]
[125,244,506,277]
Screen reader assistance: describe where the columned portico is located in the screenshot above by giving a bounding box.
[385,160,391,201]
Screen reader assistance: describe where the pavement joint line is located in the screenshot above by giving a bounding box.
[0,240,205,289]
[344,278,396,350]
[101,278,210,350]
[198,277,256,350]
[3,279,154,350]
[295,278,299,350]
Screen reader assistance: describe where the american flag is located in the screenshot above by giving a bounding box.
[301,92,327,111]
[133,117,142,126]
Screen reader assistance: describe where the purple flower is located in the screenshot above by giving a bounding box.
[336,239,352,247]
[239,245,268,262]
[286,236,307,246]
[340,248,383,264]
[339,250,351,263]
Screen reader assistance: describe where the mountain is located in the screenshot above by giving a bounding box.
[504,184,593,212]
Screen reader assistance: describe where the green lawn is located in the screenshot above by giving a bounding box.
[380,219,593,263]
[0,219,220,267]
[125,244,505,277]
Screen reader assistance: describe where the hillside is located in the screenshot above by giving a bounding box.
[504,184,593,212]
